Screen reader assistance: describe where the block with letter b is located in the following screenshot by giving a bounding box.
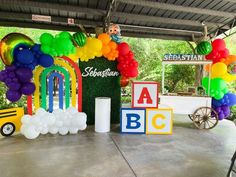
[132,81,159,108]
[146,108,173,134]
[120,108,146,134]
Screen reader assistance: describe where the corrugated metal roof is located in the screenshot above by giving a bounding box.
[0,0,235,41]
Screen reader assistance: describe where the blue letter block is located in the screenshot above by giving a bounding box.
[120,108,146,134]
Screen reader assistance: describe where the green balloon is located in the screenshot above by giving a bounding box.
[59,31,71,39]
[201,77,228,100]
[201,77,209,88]
[40,33,54,45]
[40,45,51,54]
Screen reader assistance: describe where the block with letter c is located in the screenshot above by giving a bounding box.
[146,108,173,134]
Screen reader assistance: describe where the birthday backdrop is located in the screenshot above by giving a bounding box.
[0,26,138,125]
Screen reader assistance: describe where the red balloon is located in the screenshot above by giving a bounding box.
[117,42,130,56]
[219,48,229,59]
[212,39,226,51]
[120,76,129,87]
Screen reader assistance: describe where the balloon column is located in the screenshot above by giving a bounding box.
[199,38,236,120]
[0,33,54,102]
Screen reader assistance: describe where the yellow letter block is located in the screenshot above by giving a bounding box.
[146,108,173,134]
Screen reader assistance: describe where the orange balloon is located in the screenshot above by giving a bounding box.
[102,45,111,55]
[224,55,236,66]
[109,41,117,50]
[204,64,211,72]
[98,33,110,45]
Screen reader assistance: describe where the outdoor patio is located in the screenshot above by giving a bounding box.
[0,115,235,177]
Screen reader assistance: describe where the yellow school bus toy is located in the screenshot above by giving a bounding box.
[0,108,24,136]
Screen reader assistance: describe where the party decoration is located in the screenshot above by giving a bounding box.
[40,31,75,57]
[212,39,226,51]
[75,37,102,62]
[202,77,228,100]
[213,105,230,120]
[132,81,159,108]
[108,24,122,44]
[20,107,87,139]
[206,39,229,63]
[196,41,212,55]
[73,32,87,47]
[210,61,236,82]
[38,54,54,68]
[117,42,139,78]
[120,76,129,87]
[0,65,35,102]
[212,93,236,107]
[98,33,119,61]
[6,90,22,102]
[0,108,24,136]
[13,43,54,70]
[0,33,34,65]
[15,67,33,83]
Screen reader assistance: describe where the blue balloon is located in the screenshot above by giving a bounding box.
[31,44,41,52]
[212,93,236,107]
[39,54,54,68]
[16,49,34,64]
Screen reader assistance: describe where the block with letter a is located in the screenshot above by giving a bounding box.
[132,81,159,108]
[120,108,146,134]
[146,108,173,134]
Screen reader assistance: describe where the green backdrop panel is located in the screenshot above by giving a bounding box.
[79,57,121,125]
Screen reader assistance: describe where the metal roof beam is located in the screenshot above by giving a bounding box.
[0,20,95,33]
[119,24,203,37]
[122,32,193,41]
[117,0,236,18]
[0,11,102,27]
[113,12,225,28]
[0,20,193,41]
[0,0,227,28]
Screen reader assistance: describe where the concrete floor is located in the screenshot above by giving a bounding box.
[0,115,235,177]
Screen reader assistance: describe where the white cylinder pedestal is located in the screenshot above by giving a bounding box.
[95,97,111,133]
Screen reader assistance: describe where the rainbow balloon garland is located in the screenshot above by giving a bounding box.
[0,29,138,114]
[196,39,236,120]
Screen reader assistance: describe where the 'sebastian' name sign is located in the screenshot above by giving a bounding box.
[82,67,120,78]
[163,54,204,61]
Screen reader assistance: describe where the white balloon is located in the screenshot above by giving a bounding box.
[58,127,68,135]
[31,116,41,126]
[20,125,27,134]
[66,107,78,115]
[49,127,58,134]
[40,127,48,135]
[55,120,63,128]
[53,109,63,115]
[46,114,56,126]
[24,126,40,139]
[69,128,79,134]
[36,108,46,116]
[79,124,87,131]
[21,115,32,124]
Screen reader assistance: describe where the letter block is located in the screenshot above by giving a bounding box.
[132,81,159,108]
[120,108,146,134]
[146,109,173,134]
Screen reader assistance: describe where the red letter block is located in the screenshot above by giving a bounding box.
[132,81,159,108]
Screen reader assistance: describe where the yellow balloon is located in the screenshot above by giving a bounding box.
[211,62,227,78]
[222,73,236,82]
